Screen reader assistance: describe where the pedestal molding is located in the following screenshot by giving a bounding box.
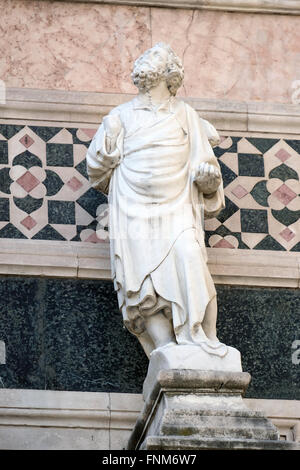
[127,369,297,450]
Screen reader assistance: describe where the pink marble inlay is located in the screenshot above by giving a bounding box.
[275,149,291,162]
[81,129,97,140]
[279,227,295,242]
[16,171,40,193]
[273,183,297,205]
[19,134,34,148]
[231,184,248,199]
[21,215,37,230]
[84,232,104,243]
[213,238,235,249]
[67,176,83,192]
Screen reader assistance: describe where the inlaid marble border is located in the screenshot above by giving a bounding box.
[1,122,300,251]
[34,0,300,15]
[2,87,300,134]
[1,239,299,288]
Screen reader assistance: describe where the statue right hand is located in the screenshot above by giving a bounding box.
[194,162,221,195]
[103,114,122,139]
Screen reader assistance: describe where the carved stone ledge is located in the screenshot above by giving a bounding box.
[35,0,300,16]
[0,239,299,288]
[0,389,298,449]
[2,87,300,134]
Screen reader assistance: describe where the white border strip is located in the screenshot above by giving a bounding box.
[31,0,300,15]
[0,239,299,288]
[2,87,300,134]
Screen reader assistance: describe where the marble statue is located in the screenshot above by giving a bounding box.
[86,43,296,451]
[86,42,227,359]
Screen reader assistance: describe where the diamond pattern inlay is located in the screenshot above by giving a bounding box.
[273,183,297,205]
[279,227,295,242]
[275,148,291,162]
[0,124,299,252]
[84,232,104,243]
[20,215,37,230]
[213,238,235,249]
[19,134,35,149]
[16,171,40,193]
[231,184,248,199]
[67,176,83,192]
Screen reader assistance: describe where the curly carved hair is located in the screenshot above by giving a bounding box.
[131,43,184,96]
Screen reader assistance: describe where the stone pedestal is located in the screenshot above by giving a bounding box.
[127,345,297,450]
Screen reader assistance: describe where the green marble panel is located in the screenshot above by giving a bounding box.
[0,279,299,400]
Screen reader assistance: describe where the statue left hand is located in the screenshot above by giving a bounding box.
[194,162,221,195]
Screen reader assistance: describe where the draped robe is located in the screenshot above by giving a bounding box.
[87,95,225,356]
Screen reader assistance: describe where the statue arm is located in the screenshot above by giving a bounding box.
[200,118,221,148]
[185,104,225,219]
[198,120,225,217]
[86,112,123,195]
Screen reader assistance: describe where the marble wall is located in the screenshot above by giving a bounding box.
[0,277,299,400]
[1,0,300,103]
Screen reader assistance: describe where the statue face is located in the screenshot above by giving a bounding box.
[132,43,184,95]
[132,46,168,93]
[140,46,169,72]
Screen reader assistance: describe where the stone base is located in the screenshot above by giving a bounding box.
[143,343,242,402]
[142,436,296,450]
[128,369,298,450]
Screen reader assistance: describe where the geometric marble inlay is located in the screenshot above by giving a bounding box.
[275,148,291,162]
[1,123,299,252]
[67,176,83,192]
[279,227,295,242]
[78,128,97,140]
[231,184,249,199]
[20,215,37,230]
[16,171,40,193]
[19,134,34,149]
[84,231,103,243]
[273,183,297,205]
[213,238,235,249]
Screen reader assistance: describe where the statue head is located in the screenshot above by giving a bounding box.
[131,42,184,96]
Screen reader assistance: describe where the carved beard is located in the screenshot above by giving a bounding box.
[132,60,166,93]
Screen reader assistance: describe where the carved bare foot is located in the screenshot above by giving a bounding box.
[194,162,221,195]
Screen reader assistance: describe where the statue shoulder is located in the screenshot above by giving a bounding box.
[180,101,220,147]
[105,100,134,126]
[179,101,205,127]
[108,99,133,116]
[180,101,198,117]
[199,118,221,148]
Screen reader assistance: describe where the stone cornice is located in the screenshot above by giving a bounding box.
[32,0,300,15]
[0,239,299,288]
[2,87,300,134]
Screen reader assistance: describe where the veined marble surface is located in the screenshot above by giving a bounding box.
[1,1,300,103]
[0,278,299,400]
